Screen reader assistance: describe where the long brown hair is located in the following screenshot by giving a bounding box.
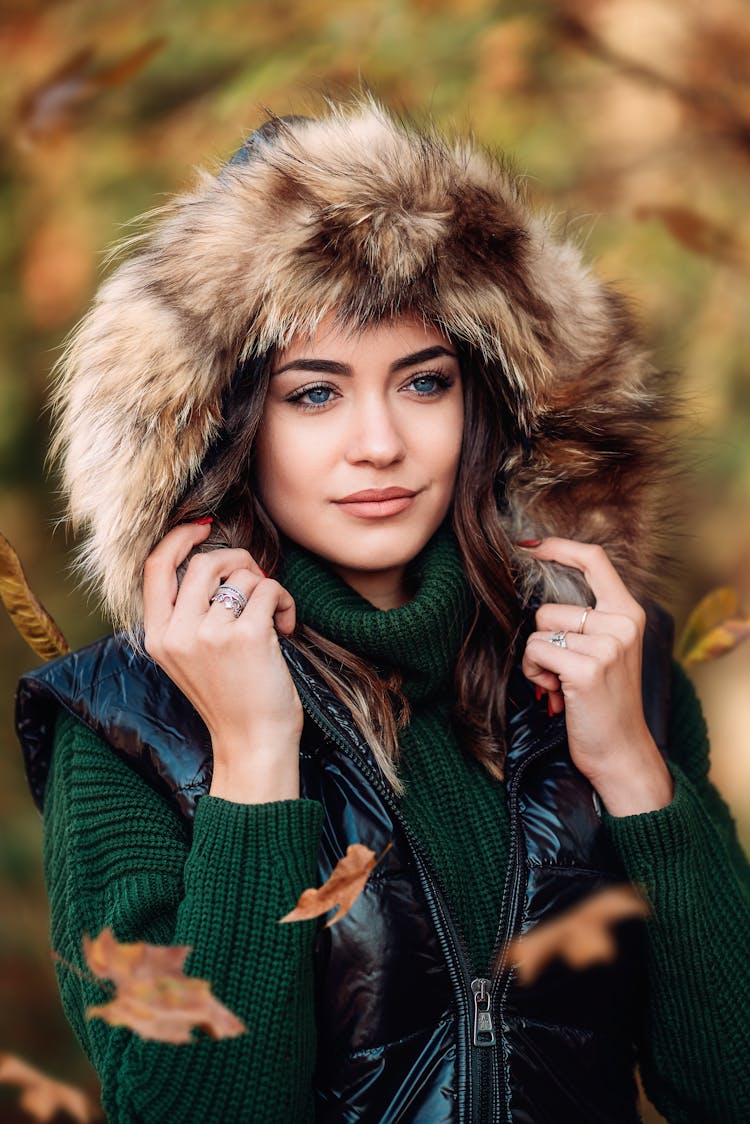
[168,334,527,793]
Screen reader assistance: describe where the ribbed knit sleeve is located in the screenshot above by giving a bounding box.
[603,659,750,1123]
[44,711,323,1124]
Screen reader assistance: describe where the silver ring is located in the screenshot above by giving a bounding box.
[578,606,593,634]
[209,583,248,619]
[549,630,568,648]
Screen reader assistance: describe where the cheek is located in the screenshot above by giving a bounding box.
[253,414,323,509]
[432,401,464,480]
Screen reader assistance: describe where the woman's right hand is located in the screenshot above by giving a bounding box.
[143,521,304,803]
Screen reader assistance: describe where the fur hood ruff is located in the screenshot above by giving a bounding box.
[50,95,680,636]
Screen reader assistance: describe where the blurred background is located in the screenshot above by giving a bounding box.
[1,0,749,1119]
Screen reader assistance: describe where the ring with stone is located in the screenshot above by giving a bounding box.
[209,583,248,618]
[549,630,568,648]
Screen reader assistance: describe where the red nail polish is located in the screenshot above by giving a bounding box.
[194,516,213,525]
[517,538,542,547]
[535,684,543,701]
[547,693,554,717]
[259,566,268,578]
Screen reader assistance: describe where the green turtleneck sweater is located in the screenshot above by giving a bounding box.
[279,524,509,976]
[41,527,750,1123]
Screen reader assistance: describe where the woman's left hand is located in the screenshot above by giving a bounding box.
[519,537,674,817]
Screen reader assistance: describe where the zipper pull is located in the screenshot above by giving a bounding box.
[471,977,496,1047]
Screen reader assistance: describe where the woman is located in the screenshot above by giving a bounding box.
[16,97,750,1122]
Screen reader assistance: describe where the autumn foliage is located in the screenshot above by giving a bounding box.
[506,884,650,985]
[3,4,750,1124]
[0,1053,100,1124]
[79,928,246,1045]
[280,842,392,926]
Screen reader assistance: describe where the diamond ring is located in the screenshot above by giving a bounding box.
[209,583,248,619]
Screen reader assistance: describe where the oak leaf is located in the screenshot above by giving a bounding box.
[279,842,392,927]
[0,1052,100,1123]
[83,928,246,1045]
[0,531,69,660]
[677,587,750,665]
[505,884,649,985]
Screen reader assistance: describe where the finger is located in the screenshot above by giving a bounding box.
[547,688,565,716]
[535,605,643,645]
[528,630,625,666]
[143,521,213,638]
[205,567,265,621]
[522,635,597,687]
[237,578,297,636]
[519,538,638,613]
[176,548,267,619]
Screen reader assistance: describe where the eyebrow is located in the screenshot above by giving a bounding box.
[271,346,458,376]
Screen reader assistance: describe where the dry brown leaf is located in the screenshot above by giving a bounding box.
[505,884,649,986]
[0,1052,100,1123]
[678,586,750,664]
[83,928,246,1045]
[0,531,69,660]
[634,205,747,268]
[16,39,165,147]
[279,842,392,927]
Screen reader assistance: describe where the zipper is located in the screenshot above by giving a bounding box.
[471,978,495,1046]
[292,662,565,1124]
[485,723,567,1122]
[294,677,494,1122]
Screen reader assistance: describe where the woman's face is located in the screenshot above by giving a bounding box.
[254,312,464,607]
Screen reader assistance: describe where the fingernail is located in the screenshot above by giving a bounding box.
[535,684,543,701]
[194,517,213,525]
[259,566,268,578]
[517,538,542,548]
[547,693,554,717]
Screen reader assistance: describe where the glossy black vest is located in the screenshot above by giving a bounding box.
[16,603,674,1123]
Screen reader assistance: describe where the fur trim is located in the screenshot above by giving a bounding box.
[49,94,682,634]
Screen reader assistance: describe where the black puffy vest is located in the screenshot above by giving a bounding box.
[15,602,674,1123]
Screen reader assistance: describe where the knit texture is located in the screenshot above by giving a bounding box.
[42,536,750,1121]
[281,522,510,975]
[44,716,322,1123]
[602,658,750,1123]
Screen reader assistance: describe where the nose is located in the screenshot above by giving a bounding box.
[344,392,407,467]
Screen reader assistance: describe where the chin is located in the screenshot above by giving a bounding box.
[293,515,446,572]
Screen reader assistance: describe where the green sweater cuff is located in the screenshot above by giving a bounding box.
[602,760,704,880]
[190,794,324,896]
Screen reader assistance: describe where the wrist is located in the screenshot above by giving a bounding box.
[209,737,300,804]
[588,737,674,817]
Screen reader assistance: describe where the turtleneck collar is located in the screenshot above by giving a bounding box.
[278,522,475,706]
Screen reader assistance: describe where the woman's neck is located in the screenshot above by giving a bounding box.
[278,521,475,706]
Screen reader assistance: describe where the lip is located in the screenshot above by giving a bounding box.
[335,496,416,519]
[336,487,417,503]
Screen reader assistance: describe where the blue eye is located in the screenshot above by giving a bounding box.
[411,375,440,394]
[407,372,453,396]
[287,383,337,410]
[304,386,332,405]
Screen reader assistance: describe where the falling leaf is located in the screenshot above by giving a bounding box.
[0,1052,100,1123]
[678,587,750,664]
[16,39,165,147]
[505,884,649,985]
[279,842,392,927]
[83,928,246,1045]
[0,531,69,661]
[634,206,747,268]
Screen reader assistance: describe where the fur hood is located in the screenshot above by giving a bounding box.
[50,94,680,636]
